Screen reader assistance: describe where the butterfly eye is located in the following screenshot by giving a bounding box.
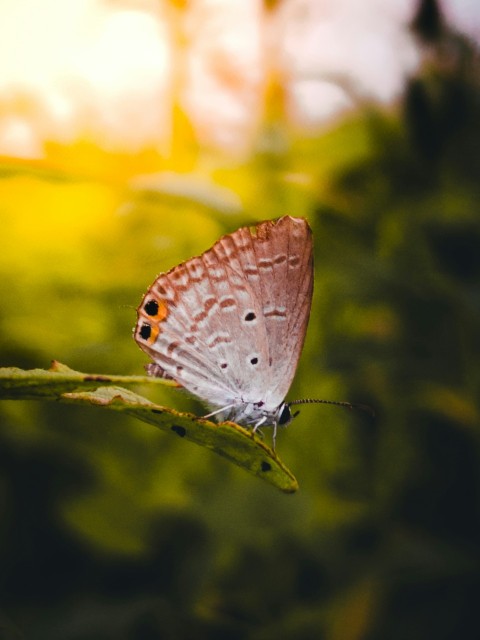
[278,404,292,425]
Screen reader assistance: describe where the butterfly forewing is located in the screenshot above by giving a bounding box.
[210,216,313,406]
[134,216,313,418]
[268,216,313,402]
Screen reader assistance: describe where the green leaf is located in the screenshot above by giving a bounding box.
[0,360,178,399]
[0,362,298,493]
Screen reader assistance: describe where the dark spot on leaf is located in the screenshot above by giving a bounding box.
[261,461,272,472]
[171,425,186,437]
[151,409,162,414]
[84,375,111,382]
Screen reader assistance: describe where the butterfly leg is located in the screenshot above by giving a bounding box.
[251,417,268,442]
[272,422,278,451]
[252,417,267,432]
[253,418,277,450]
[202,403,236,420]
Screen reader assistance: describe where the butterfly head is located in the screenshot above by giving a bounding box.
[276,402,300,428]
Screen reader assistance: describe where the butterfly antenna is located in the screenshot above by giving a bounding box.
[288,398,375,417]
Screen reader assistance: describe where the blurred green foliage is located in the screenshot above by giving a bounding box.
[1,12,480,640]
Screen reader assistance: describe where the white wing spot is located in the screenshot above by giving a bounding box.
[207,332,233,349]
[263,305,287,320]
[187,259,206,282]
[219,295,237,311]
[154,282,176,302]
[192,296,219,324]
[244,264,259,278]
[209,266,225,282]
[229,273,248,291]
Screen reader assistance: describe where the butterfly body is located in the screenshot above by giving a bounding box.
[134,216,313,435]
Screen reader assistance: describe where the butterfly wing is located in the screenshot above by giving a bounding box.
[212,216,313,407]
[134,238,271,410]
[134,216,313,412]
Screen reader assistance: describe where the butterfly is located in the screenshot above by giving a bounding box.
[134,216,357,446]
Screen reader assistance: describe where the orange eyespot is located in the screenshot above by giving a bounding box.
[138,321,160,344]
[143,297,168,321]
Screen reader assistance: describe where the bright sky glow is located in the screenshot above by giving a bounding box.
[0,0,477,159]
[0,0,172,156]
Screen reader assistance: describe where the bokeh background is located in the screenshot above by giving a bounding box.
[1,0,480,638]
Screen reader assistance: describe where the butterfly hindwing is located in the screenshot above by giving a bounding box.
[135,244,270,409]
